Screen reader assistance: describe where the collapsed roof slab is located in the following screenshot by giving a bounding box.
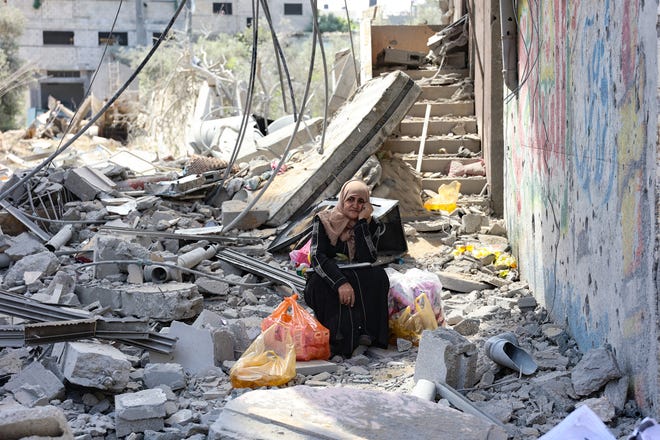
[257,70,421,227]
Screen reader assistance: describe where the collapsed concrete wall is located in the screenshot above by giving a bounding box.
[502,1,658,414]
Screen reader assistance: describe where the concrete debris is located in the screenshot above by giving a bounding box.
[0,404,73,440]
[60,341,131,392]
[0,69,646,440]
[571,347,622,396]
[4,361,65,407]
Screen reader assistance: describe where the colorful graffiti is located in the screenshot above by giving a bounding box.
[504,0,656,413]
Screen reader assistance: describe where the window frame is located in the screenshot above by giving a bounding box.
[43,31,74,45]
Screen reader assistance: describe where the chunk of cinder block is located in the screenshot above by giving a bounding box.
[60,342,131,392]
[0,404,73,439]
[221,200,269,230]
[296,360,340,376]
[64,166,116,201]
[2,251,60,288]
[120,282,203,321]
[414,327,479,389]
[143,363,186,391]
[4,362,65,407]
[115,388,167,437]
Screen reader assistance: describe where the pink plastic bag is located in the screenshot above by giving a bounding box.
[289,239,311,267]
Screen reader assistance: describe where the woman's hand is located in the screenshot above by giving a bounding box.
[359,202,373,221]
[338,282,355,307]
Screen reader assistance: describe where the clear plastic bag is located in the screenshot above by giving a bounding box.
[261,293,330,361]
[386,267,445,327]
[229,324,296,389]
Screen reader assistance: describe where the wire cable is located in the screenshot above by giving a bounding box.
[223,0,260,179]
[309,0,328,154]
[343,0,361,87]
[0,0,190,205]
[220,12,321,234]
[260,0,298,118]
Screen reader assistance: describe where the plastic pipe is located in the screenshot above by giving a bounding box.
[411,379,437,401]
[45,224,74,251]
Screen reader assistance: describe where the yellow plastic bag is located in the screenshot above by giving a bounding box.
[424,180,461,212]
[229,324,296,389]
[389,292,438,344]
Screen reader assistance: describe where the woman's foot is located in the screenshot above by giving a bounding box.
[358,334,373,346]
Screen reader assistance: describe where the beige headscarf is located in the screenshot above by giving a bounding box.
[317,180,371,260]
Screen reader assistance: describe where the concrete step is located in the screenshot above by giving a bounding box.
[422,176,487,195]
[407,100,474,118]
[401,156,483,174]
[382,136,480,154]
[419,84,461,100]
[398,116,477,136]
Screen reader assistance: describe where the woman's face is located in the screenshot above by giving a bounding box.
[342,194,366,221]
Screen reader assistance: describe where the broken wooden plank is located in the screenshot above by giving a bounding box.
[256,70,421,226]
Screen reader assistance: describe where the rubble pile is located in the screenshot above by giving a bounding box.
[0,155,646,439]
[0,71,650,439]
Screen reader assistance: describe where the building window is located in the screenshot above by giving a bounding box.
[43,31,74,45]
[369,0,377,6]
[246,17,253,27]
[284,3,303,15]
[47,71,80,78]
[98,32,128,46]
[213,2,232,15]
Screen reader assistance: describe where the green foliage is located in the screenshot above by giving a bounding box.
[0,6,28,130]
[307,13,351,33]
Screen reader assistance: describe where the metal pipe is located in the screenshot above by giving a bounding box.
[45,224,74,251]
[499,0,518,92]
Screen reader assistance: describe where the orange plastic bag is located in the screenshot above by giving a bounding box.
[389,292,438,345]
[261,293,330,361]
[229,324,296,388]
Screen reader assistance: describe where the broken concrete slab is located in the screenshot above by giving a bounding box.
[143,363,186,391]
[208,385,507,440]
[120,282,203,321]
[435,270,490,293]
[2,250,59,288]
[4,231,47,260]
[4,361,65,407]
[221,200,268,230]
[0,404,73,439]
[571,347,622,396]
[256,70,421,226]
[150,321,215,374]
[295,360,340,376]
[60,341,131,392]
[115,388,167,437]
[415,327,479,389]
[64,166,116,201]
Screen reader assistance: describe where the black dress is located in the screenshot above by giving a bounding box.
[303,215,390,357]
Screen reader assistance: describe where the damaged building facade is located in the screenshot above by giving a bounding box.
[472,0,658,415]
[8,0,312,115]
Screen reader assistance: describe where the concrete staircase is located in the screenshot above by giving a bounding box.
[378,66,487,197]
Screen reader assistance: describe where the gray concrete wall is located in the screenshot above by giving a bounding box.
[471,0,504,216]
[502,0,658,414]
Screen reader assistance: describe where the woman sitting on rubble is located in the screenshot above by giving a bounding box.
[303,179,390,358]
